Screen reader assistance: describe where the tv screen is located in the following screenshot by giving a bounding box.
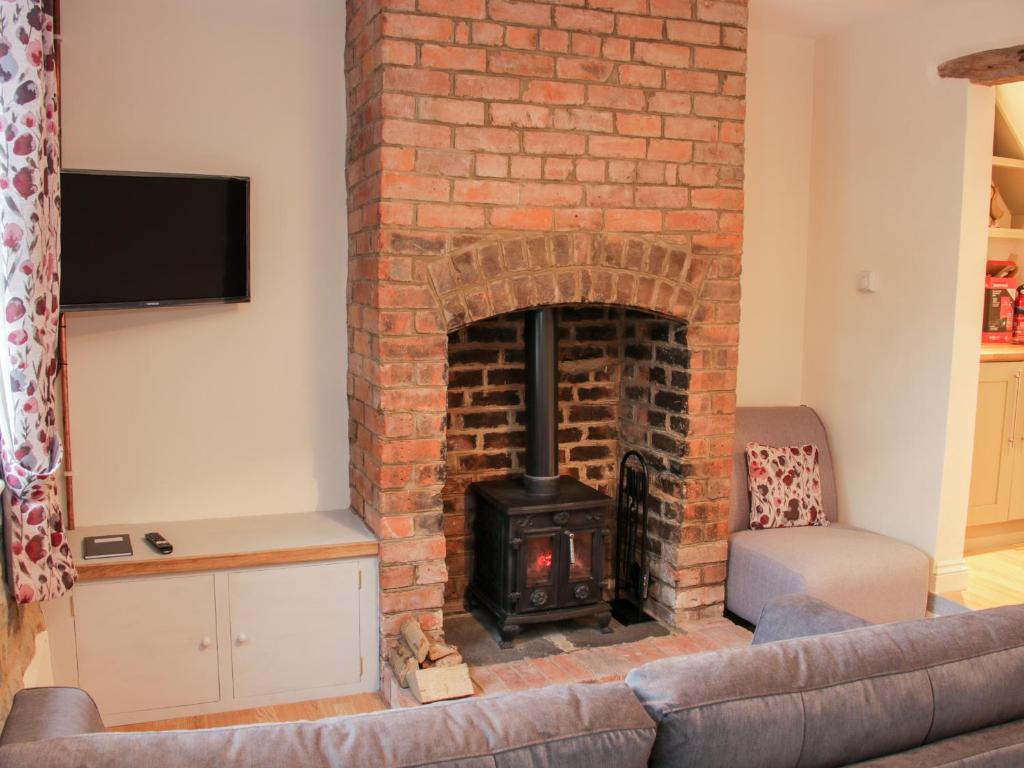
[60,170,250,311]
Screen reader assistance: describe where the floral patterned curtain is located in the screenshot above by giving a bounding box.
[0,0,75,603]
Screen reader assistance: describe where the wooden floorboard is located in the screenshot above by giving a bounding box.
[109,692,386,732]
[942,544,1024,610]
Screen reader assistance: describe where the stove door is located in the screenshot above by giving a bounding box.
[516,530,560,613]
[559,527,603,607]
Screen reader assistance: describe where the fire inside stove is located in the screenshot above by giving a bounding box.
[528,547,553,585]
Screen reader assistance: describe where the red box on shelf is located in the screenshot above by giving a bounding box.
[983,261,1018,343]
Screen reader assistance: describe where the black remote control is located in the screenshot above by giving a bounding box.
[144,532,173,555]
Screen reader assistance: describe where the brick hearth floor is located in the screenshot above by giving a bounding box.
[387,617,752,707]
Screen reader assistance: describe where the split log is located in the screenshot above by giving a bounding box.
[388,643,418,688]
[433,651,464,668]
[938,45,1024,86]
[408,663,474,704]
[427,643,459,662]
[400,619,431,665]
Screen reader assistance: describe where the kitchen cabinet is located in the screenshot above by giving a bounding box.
[968,362,1024,525]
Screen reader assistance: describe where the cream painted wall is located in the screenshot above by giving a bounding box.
[60,0,349,525]
[802,0,1020,587]
[738,17,815,406]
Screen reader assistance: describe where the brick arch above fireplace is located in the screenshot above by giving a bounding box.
[423,233,730,331]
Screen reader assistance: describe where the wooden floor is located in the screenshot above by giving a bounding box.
[943,544,1024,610]
[109,692,386,733]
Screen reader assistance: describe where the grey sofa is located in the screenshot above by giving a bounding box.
[3,596,1024,767]
[726,405,931,624]
[627,597,1024,767]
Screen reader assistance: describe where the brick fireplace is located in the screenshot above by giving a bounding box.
[345,0,745,657]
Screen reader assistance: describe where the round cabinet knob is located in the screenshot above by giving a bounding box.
[235,632,249,645]
[574,584,590,601]
[530,589,548,607]
[199,636,213,650]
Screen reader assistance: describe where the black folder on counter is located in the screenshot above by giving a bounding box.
[82,534,133,560]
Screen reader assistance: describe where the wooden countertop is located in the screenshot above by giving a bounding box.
[981,343,1024,363]
[71,508,378,580]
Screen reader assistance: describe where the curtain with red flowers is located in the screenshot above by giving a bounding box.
[0,0,75,603]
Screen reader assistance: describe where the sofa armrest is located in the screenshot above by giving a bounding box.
[0,687,105,746]
[751,594,871,645]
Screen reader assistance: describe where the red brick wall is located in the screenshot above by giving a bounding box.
[616,312,729,621]
[344,0,746,659]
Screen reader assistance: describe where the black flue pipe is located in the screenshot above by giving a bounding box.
[524,308,559,496]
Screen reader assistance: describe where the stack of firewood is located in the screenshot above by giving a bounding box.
[388,618,474,704]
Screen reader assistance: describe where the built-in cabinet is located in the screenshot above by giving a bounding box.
[48,558,378,726]
[968,361,1024,526]
[44,510,380,726]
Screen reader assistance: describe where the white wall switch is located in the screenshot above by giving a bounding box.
[857,271,879,293]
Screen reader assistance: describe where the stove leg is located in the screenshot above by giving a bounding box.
[597,608,613,634]
[497,620,522,649]
[463,589,479,613]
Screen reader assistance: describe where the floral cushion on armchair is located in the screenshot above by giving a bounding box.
[745,443,828,530]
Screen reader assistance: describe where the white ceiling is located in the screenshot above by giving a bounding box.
[751,0,929,38]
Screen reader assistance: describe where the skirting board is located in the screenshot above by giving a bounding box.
[965,519,1024,555]
[931,558,970,594]
[101,679,378,728]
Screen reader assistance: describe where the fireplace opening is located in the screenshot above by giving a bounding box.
[443,305,692,641]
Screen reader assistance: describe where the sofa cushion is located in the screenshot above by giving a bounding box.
[0,682,656,768]
[849,718,1024,767]
[745,442,828,529]
[726,524,930,624]
[625,605,1024,768]
[0,688,105,746]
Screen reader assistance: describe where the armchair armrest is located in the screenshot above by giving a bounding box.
[0,688,105,746]
[751,594,871,645]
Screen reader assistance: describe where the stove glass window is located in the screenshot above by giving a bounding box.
[525,535,555,586]
[568,530,594,581]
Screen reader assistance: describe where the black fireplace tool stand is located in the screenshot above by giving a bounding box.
[611,450,654,625]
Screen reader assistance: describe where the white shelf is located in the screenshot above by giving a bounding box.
[994,155,1024,170]
[989,227,1024,240]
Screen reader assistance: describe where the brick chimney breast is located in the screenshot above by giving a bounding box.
[345,0,745,659]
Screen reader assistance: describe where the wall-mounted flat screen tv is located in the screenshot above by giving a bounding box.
[60,170,250,311]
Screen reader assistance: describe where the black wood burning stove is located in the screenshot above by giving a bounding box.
[467,308,614,647]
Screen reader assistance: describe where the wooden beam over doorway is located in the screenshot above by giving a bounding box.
[938,44,1024,86]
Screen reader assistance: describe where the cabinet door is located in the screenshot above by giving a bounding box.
[228,561,362,699]
[1010,378,1024,521]
[74,575,219,715]
[968,362,1021,526]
